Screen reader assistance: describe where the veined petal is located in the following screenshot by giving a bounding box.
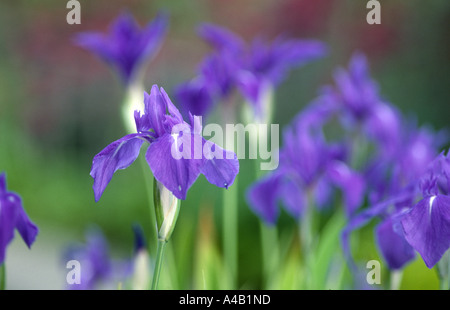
[401,195,450,268]
[90,133,145,202]
[146,133,203,200]
[246,173,282,225]
[201,140,239,189]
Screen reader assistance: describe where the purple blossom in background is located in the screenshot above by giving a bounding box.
[90,85,239,201]
[237,36,327,117]
[246,100,365,225]
[65,228,135,290]
[175,77,214,119]
[176,23,327,120]
[65,230,112,290]
[341,134,445,270]
[330,52,402,159]
[0,173,39,264]
[74,12,168,85]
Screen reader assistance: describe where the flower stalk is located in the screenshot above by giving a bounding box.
[0,264,5,290]
[151,179,181,290]
[223,176,238,288]
[151,239,167,290]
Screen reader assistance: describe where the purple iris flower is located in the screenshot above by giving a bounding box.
[90,85,239,201]
[331,52,402,159]
[341,129,444,271]
[0,173,39,264]
[74,12,168,85]
[401,151,450,268]
[246,100,365,224]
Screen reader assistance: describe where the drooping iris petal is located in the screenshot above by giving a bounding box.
[0,175,39,264]
[375,217,415,270]
[201,140,239,189]
[401,195,450,268]
[246,173,282,225]
[15,199,39,248]
[341,192,413,271]
[90,133,145,202]
[0,193,20,263]
[145,132,203,200]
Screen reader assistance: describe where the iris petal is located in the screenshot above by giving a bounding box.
[146,133,203,200]
[201,140,239,189]
[246,173,282,225]
[375,216,415,270]
[401,195,450,268]
[0,193,20,263]
[90,133,145,202]
[15,198,39,249]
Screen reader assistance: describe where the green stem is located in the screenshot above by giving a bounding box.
[436,250,450,290]
[448,249,450,290]
[140,156,157,256]
[223,176,238,289]
[254,153,280,289]
[300,200,313,289]
[260,223,279,289]
[151,239,167,290]
[0,264,5,290]
[389,270,403,290]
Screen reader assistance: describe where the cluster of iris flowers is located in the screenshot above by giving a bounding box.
[1,10,449,290]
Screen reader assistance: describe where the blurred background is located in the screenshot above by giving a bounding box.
[1,0,449,289]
